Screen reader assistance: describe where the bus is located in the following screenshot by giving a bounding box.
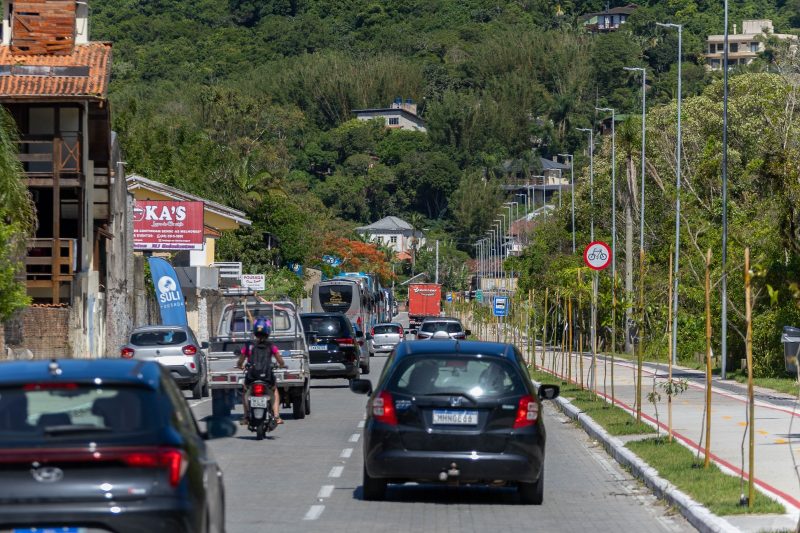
[311,279,371,331]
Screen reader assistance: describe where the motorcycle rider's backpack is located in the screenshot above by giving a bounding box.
[247,341,274,382]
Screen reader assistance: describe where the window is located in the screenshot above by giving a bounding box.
[388,117,399,126]
[730,43,738,53]
[710,59,720,69]
[131,329,187,346]
[386,357,525,399]
[390,236,397,244]
[750,42,759,53]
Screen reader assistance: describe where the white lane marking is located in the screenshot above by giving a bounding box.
[303,505,325,521]
[189,398,210,407]
[340,448,353,458]
[349,433,361,443]
[357,420,365,428]
[317,485,335,499]
[328,466,344,478]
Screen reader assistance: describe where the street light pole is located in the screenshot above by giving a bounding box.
[577,128,598,390]
[559,154,575,254]
[597,106,617,397]
[721,0,730,378]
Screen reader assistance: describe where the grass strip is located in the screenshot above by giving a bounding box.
[724,369,799,396]
[627,438,785,516]
[529,368,654,436]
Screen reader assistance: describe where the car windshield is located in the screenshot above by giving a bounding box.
[0,385,160,444]
[386,357,525,399]
[230,307,292,333]
[421,321,462,334]
[373,325,401,335]
[130,330,187,346]
[301,316,347,338]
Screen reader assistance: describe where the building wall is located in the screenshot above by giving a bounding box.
[355,111,426,132]
[7,307,71,358]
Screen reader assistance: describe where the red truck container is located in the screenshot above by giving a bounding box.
[408,283,442,329]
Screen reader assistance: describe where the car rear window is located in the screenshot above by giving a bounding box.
[421,321,463,334]
[301,315,349,337]
[373,325,401,334]
[386,357,525,399]
[318,284,354,313]
[130,330,187,346]
[0,385,160,444]
[230,307,292,333]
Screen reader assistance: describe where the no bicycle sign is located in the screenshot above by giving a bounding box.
[583,241,612,271]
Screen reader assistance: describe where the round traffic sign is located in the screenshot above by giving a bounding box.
[583,241,612,271]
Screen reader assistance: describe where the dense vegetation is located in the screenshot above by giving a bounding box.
[83,0,800,373]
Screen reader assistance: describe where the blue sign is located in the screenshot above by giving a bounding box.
[446,292,453,302]
[493,296,509,317]
[322,254,343,267]
[148,257,188,326]
[289,262,304,277]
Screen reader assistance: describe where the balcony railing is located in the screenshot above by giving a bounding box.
[25,238,75,303]
[17,136,81,178]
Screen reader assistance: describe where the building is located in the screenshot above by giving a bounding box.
[0,0,125,359]
[581,4,637,33]
[501,156,570,207]
[704,20,797,70]
[356,216,425,257]
[353,98,426,132]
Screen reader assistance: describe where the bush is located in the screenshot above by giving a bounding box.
[751,303,800,378]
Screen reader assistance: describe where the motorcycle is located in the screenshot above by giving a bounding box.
[247,378,278,440]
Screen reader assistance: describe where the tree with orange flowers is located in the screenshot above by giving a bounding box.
[324,235,394,284]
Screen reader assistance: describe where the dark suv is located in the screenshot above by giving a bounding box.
[300,312,362,380]
[0,359,235,533]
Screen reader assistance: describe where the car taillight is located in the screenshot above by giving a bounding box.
[336,338,355,346]
[120,448,188,487]
[513,395,539,429]
[372,391,397,426]
[121,347,135,359]
[370,328,375,337]
[399,327,404,336]
[252,383,268,396]
[23,383,78,391]
[182,345,197,356]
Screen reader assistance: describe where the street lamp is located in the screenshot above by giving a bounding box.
[656,21,683,368]
[721,0,730,378]
[623,66,647,251]
[597,106,617,396]
[575,128,594,241]
[559,153,575,253]
[577,126,598,390]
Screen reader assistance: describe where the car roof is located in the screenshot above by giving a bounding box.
[0,359,164,389]
[420,317,461,322]
[374,322,402,327]
[393,340,517,362]
[131,325,191,333]
[301,312,347,318]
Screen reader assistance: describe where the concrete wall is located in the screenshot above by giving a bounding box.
[5,307,71,358]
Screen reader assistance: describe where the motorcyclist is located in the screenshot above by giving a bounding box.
[237,318,286,426]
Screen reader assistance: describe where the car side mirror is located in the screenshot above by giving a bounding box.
[201,341,210,349]
[537,384,560,401]
[464,330,472,337]
[366,333,373,340]
[204,416,237,439]
[350,379,373,395]
[355,330,364,338]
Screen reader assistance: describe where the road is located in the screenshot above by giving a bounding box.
[189,314,694,533]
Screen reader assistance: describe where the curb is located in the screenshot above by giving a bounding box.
[535,380,740,533]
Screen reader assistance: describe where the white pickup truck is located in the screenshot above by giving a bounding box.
[208,298,311,420]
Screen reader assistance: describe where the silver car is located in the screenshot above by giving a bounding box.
[415,318,470,340]
[368,323,404,355]
[121,325,209,399]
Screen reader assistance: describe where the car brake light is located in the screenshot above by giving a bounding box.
[252,383,268,396]
[513,395,539,429]
[370,328,375,337]
[121,347,135,359]
[335,338,354,346]
[23,383,78,391]
[372,391,397,426]
[121,448,188,487]
[399,327,404,336]
[182,345,198,356]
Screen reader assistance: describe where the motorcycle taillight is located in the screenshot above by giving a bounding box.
[252,383,267,396]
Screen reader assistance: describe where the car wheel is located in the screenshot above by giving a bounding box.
[362,464,386,501]
[518,467,544,505]
[191,378,203,400]
[201,377,210,398]
[304,389,311,415]
[292,390,306,420]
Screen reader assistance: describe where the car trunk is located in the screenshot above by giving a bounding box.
[308,338,357,365]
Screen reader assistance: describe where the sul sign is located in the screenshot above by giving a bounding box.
[583,241,612,271]
[134,200,204,251]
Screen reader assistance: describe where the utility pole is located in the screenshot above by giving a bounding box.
[721,0,730,378]
[435,240,440,284]
[597,106,617,396]
[559,154,575,254]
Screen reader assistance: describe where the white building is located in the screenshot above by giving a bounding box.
[353,98,426,132]
[356,216,425,258]
[704,19,797,70]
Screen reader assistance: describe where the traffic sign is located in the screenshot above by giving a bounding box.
[446,292,453,302]
[583,241,612,271]
[493,295,509,317]
[322,254,342,267]
[475,290,483,303]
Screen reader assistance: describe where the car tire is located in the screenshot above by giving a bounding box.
[362,465,386,501]
[518,467,544,505]
[201,377,210,398]
[292,390,306,420]
[304,389,311,415]
[191,378,203,400]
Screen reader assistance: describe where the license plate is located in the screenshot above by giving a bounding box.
[249,396,268,408]
[309,344,328,351]
[432,410,478,425]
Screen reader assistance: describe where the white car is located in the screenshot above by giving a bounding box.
[368,323,404,355]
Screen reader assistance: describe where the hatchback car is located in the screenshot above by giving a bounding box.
[300,312,362,381]
[350,340,559,504]
[368,323,404,356]
[121,325,209,399]
[416,317,470,340]
[0,358,235,532]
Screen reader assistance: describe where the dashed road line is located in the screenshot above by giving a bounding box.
[340,448,353,458]
[317,485,334,499]
[328,465,344,478]
[303,505,325,521]
[357,420,365,428]
[349,433,361,443]
[189,398,210,407]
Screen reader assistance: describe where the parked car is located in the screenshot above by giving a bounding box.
[350,320,371,375]
[121,325,209,399]
[368,323,404,356]
[350,340,559,504]
[415,317,470,340]
[0,358,235,532]
[300,312,362,381]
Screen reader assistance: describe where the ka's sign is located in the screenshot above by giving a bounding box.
[133,201,204,251]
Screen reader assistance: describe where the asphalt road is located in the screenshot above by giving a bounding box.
[189,323,695,532]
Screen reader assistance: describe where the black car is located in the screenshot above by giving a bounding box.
[300,312,362,380]
[0,359,235,533]
[350,340,559,504]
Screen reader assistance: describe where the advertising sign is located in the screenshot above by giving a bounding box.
[134,200,204,251]
[583,241,612,271]
[322,255,343,267]
[148,257,188,326]
[241,274,266,291]
[493,295,509,317]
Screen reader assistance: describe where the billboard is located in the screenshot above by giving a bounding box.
[133,200,204,251]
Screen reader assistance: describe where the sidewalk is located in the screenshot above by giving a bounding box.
[532,345,800,528]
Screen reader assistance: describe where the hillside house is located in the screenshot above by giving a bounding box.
[581,4,637,33]
[356,216,425,258]
[704,20,797,70]
[353,98,426,132]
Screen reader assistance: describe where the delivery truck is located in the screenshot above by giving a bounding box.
[407,283,442,331]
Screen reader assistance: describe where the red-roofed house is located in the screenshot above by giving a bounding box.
[0,0,126,358]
